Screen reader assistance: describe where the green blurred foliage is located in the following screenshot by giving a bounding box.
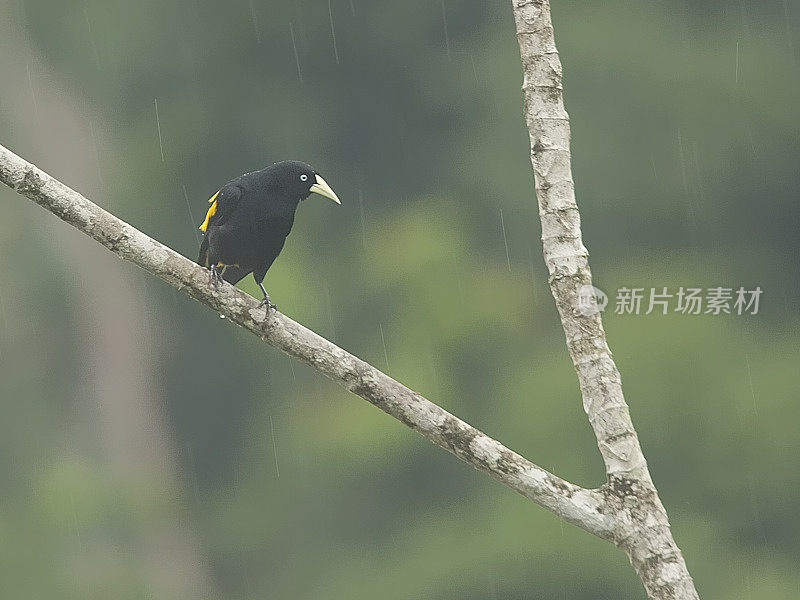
[1,0,799,598]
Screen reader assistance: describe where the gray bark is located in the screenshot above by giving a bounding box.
[511,0,699,598]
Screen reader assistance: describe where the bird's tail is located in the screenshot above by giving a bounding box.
[221,266,249,285]
[198,236,249,285]
[197,235,211,267]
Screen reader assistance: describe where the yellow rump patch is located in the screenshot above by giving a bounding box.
[199,191,220,232]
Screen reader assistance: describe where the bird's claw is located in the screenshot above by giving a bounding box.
[256,283,276,312]
[258,297,277,311]
[209,265,223,287]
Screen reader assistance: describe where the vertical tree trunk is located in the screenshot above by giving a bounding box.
[510,1,699,598]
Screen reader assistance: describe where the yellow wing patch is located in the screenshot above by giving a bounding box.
[199,191,220,232]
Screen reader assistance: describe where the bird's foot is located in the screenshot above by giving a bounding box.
[209,265,224,287]
[258,296,277,311]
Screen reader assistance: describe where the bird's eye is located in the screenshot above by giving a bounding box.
[300,174,308,182]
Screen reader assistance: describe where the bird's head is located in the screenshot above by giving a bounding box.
[273,160,341,205]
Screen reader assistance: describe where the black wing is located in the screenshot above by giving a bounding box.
[197,184,242,266]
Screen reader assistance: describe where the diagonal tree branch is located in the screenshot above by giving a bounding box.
[0,142,613,541]
[512,0,699,598]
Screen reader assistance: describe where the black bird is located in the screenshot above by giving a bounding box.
[197,160,341,309]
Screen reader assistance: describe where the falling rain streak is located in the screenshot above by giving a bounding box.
[0,285,7,330]
[469,53,479,84]
[83,6,101,71]
[269,415,280,478]
[379,323,390,371]
[527,246,537,303]
[744,350,759,418]
[782,0,796,62]
[677,132,690,198]
[426,347,441,398]
[441,1,451,61]
[487,575,498,600]
[186,441,200,499]
[500,208,511,271]
[746,474,767,545]
[690,143,707,204]
[25,64,38,116]
[357,189,367,250]
[154,98,165,162]
[323,279,337,342]
[0,286,7,360]
[68,491,82,554]
[182,184,201,245]
[676,129,698,227]
[248,0,261,44]
[328,0,340,64]
[650,154,659,184]
[289,22,303,83]
[89,121,105,188]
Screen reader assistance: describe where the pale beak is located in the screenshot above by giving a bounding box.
[309,174,341,205]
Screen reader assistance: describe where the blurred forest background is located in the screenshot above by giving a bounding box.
[1,0,799,598]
